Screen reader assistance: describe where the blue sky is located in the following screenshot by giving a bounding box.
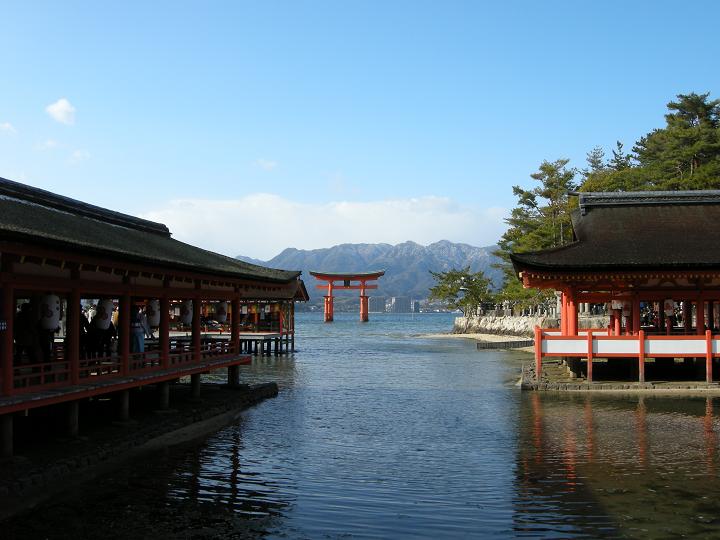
[1,1,719,258]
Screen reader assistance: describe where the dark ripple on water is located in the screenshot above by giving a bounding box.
[8,313,720,539]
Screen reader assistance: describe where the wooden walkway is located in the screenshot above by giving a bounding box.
[0,354,250,415]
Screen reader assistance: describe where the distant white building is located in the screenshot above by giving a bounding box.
[389,296,412,313]
[369,296,387,313]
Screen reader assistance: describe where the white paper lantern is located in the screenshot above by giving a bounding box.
[664,299,675,316]
[215,301,228,323]
[180,300,193,325]
[39,294,61,330]
[146,299,161,327]
[93,299,114,330]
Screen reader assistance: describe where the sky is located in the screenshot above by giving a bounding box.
[1,1,719,259]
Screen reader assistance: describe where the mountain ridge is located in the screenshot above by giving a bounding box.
[237,240,503,303]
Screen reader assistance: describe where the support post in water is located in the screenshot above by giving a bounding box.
[534,326,542,381]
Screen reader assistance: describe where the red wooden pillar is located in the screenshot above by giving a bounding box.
[231,296,240,352]
[192,297,201,362]
[279,303,285,335]
[706,329,714,383]
[586,332,593,383]
[684,300,692,334]
[1,284,14,396]
[698,299,706,335]
[68,288,81,385]
[568,295,578,335]
[608,311,616,336]
[534,326,542,381]
[638,329,646,383]
[324,282,334,323]
[613,310,621,336]
[359,280,368,322]
[119,293,131,375]
[160,296,170,368]
[632,295,641,336]
[560,292,568,335]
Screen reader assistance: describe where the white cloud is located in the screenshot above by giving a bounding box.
[0,122,16,134]
[254,158,278,171]
[141,194,508,260]
[46,98,76,125]
[68,149,90,164]
[39,139,59,150]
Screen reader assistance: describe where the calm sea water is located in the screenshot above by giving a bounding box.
[9,312,720,538]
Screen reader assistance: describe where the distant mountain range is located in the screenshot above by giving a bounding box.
[237,240,503,303]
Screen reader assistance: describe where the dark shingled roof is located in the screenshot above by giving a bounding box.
[511,190,720,272]
[0,177,300,283]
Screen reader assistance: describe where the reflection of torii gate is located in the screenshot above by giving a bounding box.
[309,271,385,322]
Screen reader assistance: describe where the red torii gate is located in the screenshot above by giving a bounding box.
[309,271,385,322]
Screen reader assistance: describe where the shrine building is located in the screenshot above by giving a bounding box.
[0,177,307,456]
[511,190,720,385]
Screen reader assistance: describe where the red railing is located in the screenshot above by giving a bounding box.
[3,338,244,397]
[79,353,122,380]
[534,326,719,383]
[13,359,71,393]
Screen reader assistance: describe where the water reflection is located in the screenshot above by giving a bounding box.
[516,393,720,537]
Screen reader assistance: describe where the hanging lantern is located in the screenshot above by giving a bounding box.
[180,300,193,325]
[215,301,229,323]
[93,299,114,330]
[664,299,675,316]
[39,294,61,330]
[241,305,248,315]
[611,300,623,310]
[146,299,161,327]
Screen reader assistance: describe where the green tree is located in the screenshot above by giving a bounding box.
[494,159,578,310]
[583,92,720,192]
[428,267,494,316]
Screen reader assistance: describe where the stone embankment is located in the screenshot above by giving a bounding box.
[0,382,278,521]
[453,314,609,337]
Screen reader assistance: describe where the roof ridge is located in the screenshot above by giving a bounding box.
[575,190,720,215]
[0,176,171,237]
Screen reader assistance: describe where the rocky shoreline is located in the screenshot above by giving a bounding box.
[0,382,278,522]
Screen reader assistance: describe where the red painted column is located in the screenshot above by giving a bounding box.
[586,332,593,383]
[231,297,240,350]
[698,299,706,335]
[359,281,369,322]
[561,292,568,335]
[1,284,14,396]
[684,300,692,334]
[632,295,641,336]
[638,329,646,383]
[608,311,615,336]
[324,282,334,323]
[534,326,542,381]
[192,298,201,362]
[279,303,284,335]
[119,293,131,376]
[68,288,80,385]
[706,329,713,383]
[568,295,578,335]
[160,296,170,368]
[613,310,621,336]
